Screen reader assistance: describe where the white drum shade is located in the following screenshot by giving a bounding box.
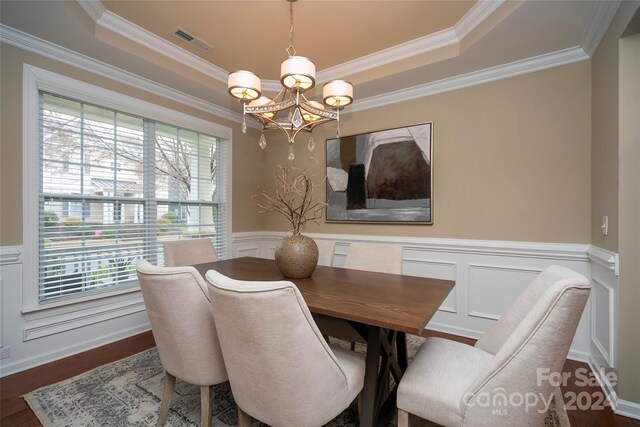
[281,56,316,91]
[228,70,261,101]
[323,80,353,108]
[249,96,275,119]
[301,100,325,123]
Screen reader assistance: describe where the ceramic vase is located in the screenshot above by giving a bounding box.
[274,233,319,278]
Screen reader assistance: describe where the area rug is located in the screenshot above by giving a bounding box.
[23,335,569,426]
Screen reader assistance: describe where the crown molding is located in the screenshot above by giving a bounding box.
[454,0,506,40]
[77,0,105,22]
[0,24,260,128]
[350,46,589,113]
[77,1,229,83]
[317,27,458,83]
[76,0,504,86]
[580,0,622,57]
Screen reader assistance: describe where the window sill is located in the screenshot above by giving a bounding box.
[22,284,141,322]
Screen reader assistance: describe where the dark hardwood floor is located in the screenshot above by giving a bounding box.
[1,329,637,426]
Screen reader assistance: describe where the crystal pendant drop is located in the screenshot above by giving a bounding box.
[291,108,304,129]
[308,135,315,151]
[288,144,295,161]
[242,118,247,134]
[258,133,267,149]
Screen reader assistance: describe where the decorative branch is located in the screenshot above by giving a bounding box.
[253,162,326,235]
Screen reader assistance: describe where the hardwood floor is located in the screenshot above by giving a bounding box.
[1,329,637,427]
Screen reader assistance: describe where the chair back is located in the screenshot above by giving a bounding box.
[316,239,336,266]
[464,266,590,426]
[206,270,357,426]
[343,242,403,274]
[136,259,227,386]
[163,238,218,267]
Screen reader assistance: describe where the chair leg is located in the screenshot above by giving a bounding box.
[238,407,252,427]
[357,392,363,423]
[397,409,410,427]
[157,372,176,427]
[200,385,212,427]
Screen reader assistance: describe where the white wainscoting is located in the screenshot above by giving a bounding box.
[586,245,620,410]
[231,231,593,361]
[0,246,151,377]
[0,237,617,387]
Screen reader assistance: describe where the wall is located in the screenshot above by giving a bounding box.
[262,62,592,245]
[587,1,640,417]
[618,30,640,412]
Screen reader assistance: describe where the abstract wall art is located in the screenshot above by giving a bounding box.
[325,122,433,224]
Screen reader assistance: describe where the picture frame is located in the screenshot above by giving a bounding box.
[325,122,433,224]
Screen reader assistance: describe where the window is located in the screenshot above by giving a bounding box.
[37,91,229,302]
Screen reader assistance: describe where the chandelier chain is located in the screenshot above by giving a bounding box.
[286,0,297,57]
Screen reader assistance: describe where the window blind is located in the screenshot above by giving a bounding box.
[39,92,229,301]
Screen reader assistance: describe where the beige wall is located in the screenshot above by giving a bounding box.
[262,62,592,244]
[0,43,265,246]
[618,30,640,405]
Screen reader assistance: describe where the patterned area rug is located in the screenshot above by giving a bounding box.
[23,335,569,426]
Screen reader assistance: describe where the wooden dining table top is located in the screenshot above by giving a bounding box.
[194,256,455,335]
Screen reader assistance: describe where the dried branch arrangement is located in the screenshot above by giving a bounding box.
[253,162,326,235]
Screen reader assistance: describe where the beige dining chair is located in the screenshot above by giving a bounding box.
[163,238,218,267]
[136,260,228,427]
[205,270,366,427]
[316,241,404,350]
[397,265,591,427]
[315,239,336,267]
[343,241,403,273]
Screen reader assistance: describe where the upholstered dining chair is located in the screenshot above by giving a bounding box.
[205,270,366,427]
[136,260,228,427]
[315,239,336,267]
[397,265,591,427]
[316,241,404,350]
[343,242,403,273]
[163,238,218,267]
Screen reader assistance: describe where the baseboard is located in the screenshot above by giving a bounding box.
[615,399,640,421]
[587,354,619,407]
[567,349,590,364]
[0,323,151,377]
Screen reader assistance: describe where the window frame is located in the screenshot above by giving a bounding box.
[22,65,233,313]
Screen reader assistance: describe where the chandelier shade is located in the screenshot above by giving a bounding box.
[228,0,353,160]
[323,80,354,108]
[280,56,316,91]
[228,70,261,101]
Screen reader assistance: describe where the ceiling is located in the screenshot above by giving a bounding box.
[0,1,616,119]
[102,0,477,79]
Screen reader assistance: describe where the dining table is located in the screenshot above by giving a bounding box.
[193,256,455,427]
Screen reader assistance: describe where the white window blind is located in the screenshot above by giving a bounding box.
[39,92,229,301]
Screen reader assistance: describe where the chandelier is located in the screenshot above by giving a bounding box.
[227,0,353,161]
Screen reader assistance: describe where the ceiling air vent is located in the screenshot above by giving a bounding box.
[171,27,213,52]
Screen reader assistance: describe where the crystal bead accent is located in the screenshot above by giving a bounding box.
[291,108,303,129]
[288,144,295,161]
[258,133,267,149]
[242,119,247,134]
[308,135,315,151]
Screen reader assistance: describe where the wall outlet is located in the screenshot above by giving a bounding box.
[601,216,609,236]
[0,346,10,360]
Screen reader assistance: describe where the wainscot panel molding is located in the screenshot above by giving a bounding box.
[586,245,620,414]
[0,245,151,377]
[231,231,592,362]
